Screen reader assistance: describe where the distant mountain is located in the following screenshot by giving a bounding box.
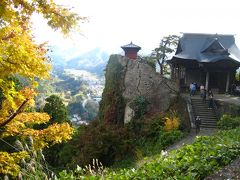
[66,48,109,76]
[49,47,109,76]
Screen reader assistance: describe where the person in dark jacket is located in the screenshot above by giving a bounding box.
[195,116,201,134]
[202,89,207,103]
[208,89,214,109]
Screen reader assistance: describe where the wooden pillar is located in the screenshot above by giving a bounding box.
[177,65,180,79]
[225,72,230,93]
[205,72,209,91]
[170,65,174,80]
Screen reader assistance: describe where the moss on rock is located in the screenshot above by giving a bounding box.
[98,55,126,125]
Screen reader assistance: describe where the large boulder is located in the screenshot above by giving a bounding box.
[118,56,178,123]
[99,54,179,124]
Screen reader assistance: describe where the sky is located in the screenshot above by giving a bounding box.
[32,0,240,59]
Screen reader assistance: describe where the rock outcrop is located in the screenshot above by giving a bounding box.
[99,54,179,124]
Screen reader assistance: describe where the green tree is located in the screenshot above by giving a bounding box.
[142,56,156,69]
[42,95,72,167]
[85,100,99,120]
[68,94,86,118]
[152,35,180,75]
[43,95,70,124]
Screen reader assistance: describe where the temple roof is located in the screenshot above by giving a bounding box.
[171,33,240,64]
[121,42,141,50]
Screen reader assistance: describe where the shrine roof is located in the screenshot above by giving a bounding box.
[171,33,240,64]
[121,42,141,50]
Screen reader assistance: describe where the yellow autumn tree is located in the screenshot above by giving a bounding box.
[0,0,86,176]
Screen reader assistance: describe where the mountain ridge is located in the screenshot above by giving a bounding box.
[49,47,109,76]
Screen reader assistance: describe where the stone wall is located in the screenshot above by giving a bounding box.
[215,100,240,117]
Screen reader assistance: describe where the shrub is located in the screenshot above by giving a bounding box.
[217,114,240,129]
[164,116,180,132]
[70,121,134,167]
[126,112,184,157]
[131,96,149,119]
[145,57,156,69]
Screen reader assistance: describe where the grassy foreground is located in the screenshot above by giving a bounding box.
[57,128,240,179]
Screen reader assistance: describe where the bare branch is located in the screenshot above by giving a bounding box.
[0,99,29,128]
[1,31,15,41]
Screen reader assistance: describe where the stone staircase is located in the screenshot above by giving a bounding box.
[191,97,218,128]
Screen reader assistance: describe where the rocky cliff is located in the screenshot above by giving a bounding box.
[99,54,178,124]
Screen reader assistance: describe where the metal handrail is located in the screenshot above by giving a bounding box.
[212,99,220,120]
[186,96,195,128]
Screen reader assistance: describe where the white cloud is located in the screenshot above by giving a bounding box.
[32,0,240,56]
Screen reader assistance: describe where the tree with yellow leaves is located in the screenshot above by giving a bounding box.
[0,0,86,177]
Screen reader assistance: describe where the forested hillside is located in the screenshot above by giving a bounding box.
[35,67,104,124]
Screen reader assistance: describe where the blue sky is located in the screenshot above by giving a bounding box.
[32,0,240,59]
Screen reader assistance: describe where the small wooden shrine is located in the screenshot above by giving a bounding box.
[121,42,141,60]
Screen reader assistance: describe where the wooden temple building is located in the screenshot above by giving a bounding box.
[121,42,141,60]
[169,33,240,93]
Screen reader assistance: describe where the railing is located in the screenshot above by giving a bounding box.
[212,99,221,120]
[186,96,195,128]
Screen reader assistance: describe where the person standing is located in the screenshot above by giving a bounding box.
[200,84,205,98]
[202,89,207,103]
[195,116,201,134]
[189,83,194,96]
[192,83,197,95]
[208,89,214,109]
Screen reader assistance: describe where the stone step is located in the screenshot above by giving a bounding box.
[201,121,217,124]
[193,108,216,112]
[194,111,217,116]
[201,119,217,122]
[192,104,213,107]
[194,110,213,113]
[193,107,211,110]
[191,101,210,104]
[202,119,217,121]
[201,122,217,125]
[201,118,217,122]
[192,104,211,107]
[197,115,217,120]
[200,125,216,128]
[191,101,209,104]
[192,103,212,106]
[193,111,215,114]
[191,97,218,129]
[194,111,215,114]
[194,114,215,116]
[193,112,217,116]
[198,124,217,128]
[192,104,212,107]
